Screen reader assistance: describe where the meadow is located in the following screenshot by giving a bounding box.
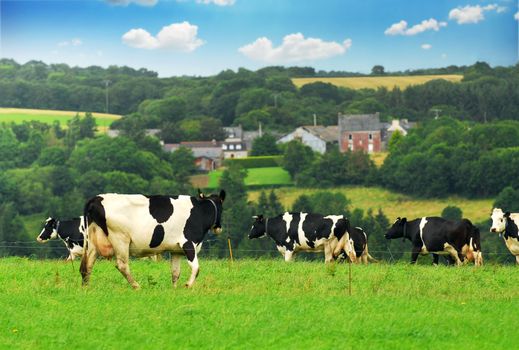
[0,257,518,349]
[0,108,121,130]
[207,167,292,188]
[292,74,463,90]
[248,186,493,223]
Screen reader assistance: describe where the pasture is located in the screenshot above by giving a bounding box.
[1,257,518,349]
[207,167,292,188]
[292,74,463,90]
[0,108,121,130]
[248,186,493,223]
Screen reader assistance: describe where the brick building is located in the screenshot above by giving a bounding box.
[338,113,382,153]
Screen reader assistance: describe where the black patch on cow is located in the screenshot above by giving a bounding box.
[505,217,519,239]
[183,241,196,262]
[149,225,165,248]
[288,213,301,244]
[58,217,85,248]
[148,196,174,223]
[85,196,109,236]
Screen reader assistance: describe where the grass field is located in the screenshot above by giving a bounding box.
[292,75,463,90]
[1,257,518,349]
[249,186,493,223]
[0,108,121,129]
[207,167,292,188]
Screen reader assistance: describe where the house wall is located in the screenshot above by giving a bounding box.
[340,131,381,153]
[278,128,327,154]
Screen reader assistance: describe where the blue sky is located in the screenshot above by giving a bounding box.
[1,0,518,77]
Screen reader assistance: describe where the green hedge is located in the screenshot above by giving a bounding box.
[223,156,283,169]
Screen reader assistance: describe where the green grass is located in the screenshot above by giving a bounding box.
[1,257,518,349]
[292,74,463,90]
[208,167,292,188]
[249,186,493,223]
[0,107,121,130]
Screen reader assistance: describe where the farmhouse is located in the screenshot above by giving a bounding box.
[164,141,223,171]
[277,125,339,154]
[338,113,382,153]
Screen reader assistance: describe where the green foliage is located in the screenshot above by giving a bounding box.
[250,133,281,156]
[224,155,283,169]
[282,140,315,179]
[493,187,519,212]
[169,147,196,192]
[292,194,313,212]
[441,206,463,221]
[0,204,30,256]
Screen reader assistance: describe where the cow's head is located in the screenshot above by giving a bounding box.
[249,215,266,239]
[37,217,58,242]
[490,208,506,233]
[206,190,226,234]
[385,217,407,239]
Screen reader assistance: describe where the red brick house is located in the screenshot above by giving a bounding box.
[338,113,382,153]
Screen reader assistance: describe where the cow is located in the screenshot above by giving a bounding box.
[248,212,350,262]
[385,217,483,266]
[333,226,377,264]
[490,208,519,264]
[37,217,85,261]
[80,190,225,289]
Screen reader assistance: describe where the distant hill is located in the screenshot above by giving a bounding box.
[292,74,463,90]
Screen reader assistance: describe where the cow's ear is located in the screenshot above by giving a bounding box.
[253,214,263,221]
[401,217,407,224]
[505,212,511,218]
[219,189,226,202]
[197,188,204,199]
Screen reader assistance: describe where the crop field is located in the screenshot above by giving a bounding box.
[207,167,292,188]
[292,74,463,90]
[0,108,121,130]
[0,257,518,349]
[248,186,493,223]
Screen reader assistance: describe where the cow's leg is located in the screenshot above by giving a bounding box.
[410,246,421,264]
[444,244,462,266]
[515,255,519,265]
[80,244,98,286]
[171,254,181,287]
[111,238,140,289]
[284,250,294,262]
[432,253,439,265]
[324,242,334,263]
[182,242,199,288]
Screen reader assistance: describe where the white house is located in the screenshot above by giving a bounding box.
[277,125,339,154]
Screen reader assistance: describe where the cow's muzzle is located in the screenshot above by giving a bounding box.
[490,228,497,233]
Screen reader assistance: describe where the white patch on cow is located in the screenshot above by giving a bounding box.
[443,242,462,265]
[419,217,428,254]
[282,212,293,236]
[490,208,506,233]
[67,243,84,260]
[285,237,290,243]
[324,215,341,239]
[297,212,309,248]
[504,237,519,255]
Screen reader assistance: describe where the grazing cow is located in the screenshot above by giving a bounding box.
[333,226,376,264]
[490,208,519,264]
[385,217,482,266]
[37,217,85,261]
[248,213,350,262]
[80,190,225,289]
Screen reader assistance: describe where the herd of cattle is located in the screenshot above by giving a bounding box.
[36,190,519,289]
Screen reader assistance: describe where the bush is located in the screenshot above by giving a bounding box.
[224,156,283,169]
[441,205,463,221]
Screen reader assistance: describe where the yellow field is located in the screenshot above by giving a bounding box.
[249,186,492,223]
[292,75,463,90]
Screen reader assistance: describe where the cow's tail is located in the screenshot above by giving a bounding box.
[364,244,378,263]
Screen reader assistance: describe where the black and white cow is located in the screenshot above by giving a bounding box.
[385,217,482,266]
[248,212,350,262]
[80,190,225,289]
[490,208,519,264]
[37,217,85,261]
[334,226,376,264]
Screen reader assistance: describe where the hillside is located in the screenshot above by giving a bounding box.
[0,107,121,130]
[248,186,492,223]
[292,74,463,90]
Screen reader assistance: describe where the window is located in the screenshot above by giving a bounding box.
[236,144,242,150]
[368,133,373,140]
[222,144,228,150]
[229,144,235,150]
[348,134,352,140]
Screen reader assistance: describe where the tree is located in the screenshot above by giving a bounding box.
[268,190,284,216]
[0,202,30,256]
[371,65,385,75]
[169,146,196,192]
[441,206,463,222]
[250,133,281,156]
[292,194,313,212]
[493,187,519,212]
[282,140,315,179]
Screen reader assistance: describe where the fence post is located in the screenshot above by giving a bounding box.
[227,238,234,263]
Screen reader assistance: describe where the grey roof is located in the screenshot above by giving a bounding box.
[163,141,223,159]
[223,126,243,139]
[302,125,339,143]
[338,113,381,132]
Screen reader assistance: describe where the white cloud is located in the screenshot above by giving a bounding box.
[515,11,519,20]
[57,38,82,47]
[448,4,505,24]
[238,33,352,63]
[122,21,205,51]
[196,0,235,6]
[106,0,157,6]
[421,43,432,50]
[385,18,447,36]
[441,53,448,59]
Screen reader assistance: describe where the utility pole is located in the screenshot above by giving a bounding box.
[313,113,317,126]
[431,108,441,119]
[258,122,263,137]
[273,94,279,108]
[103,80,111,113]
